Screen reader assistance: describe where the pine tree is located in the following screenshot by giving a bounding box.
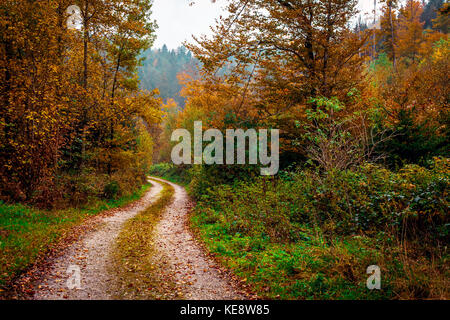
[420,0,445,29]
[379,0,399,68]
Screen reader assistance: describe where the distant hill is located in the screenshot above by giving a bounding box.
[138,45,198,107]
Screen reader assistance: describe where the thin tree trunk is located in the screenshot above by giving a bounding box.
[389,3,396,69]
[81,1,89,169]
[108,50,122,175]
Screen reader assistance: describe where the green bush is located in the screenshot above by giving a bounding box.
[196,158,449,243]
[191,158,449,299]
[150,163,263,199]
[149,163,193,186]
[377,109,449,169]
[103,181,120,199]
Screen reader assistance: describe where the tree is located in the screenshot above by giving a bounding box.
[186,0,369,159]
[0,0,162,205]
[379,0,399,68]
[397,0,425,63]
[432,1,449,33]
[420,0,445,29]
[0,0,75,199]
[138,46,198,107]
[368,37,449,167]
[299,97,391,171]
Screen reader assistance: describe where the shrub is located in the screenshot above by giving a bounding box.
[191,158,449,299]
[103,181,120,200]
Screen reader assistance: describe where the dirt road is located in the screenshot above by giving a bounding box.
[32,177,243,300]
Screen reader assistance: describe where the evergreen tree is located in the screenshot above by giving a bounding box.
[420,0,445,29]
[138,46,198,107]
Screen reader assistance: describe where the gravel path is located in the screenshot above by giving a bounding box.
[32,177,244,300]
[150,177,244,300]
[33,180,164,300]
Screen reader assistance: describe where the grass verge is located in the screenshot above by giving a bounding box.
[109,180,181,299]
[149,162,449,299]
[0,183,151,290]
[191,206,449,300]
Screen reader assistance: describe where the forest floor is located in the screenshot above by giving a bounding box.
[28,177,244,300]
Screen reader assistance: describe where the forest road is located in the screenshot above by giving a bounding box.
[150,177,245,300]
[32,177,245,300]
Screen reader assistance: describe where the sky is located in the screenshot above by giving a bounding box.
[151,0,394,50]
[152,0,224,49]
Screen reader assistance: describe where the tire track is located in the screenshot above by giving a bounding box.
[33,180,163,300]
[150,177,244,300]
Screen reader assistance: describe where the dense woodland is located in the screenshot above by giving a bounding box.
[0,0,161,207]
[151,0,449,299]
[139,45,197,107]
[0,0,449,299]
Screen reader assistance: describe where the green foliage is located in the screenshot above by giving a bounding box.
[149,163,261,200]
[369,53,394,75]
[196,159,449,242]
[149,163,193,186]
[103,181,120,200]
[190,158,449,299]
[378,109,448,168]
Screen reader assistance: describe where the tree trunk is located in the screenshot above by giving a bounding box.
[81,1,89,169]
[389,4,396,69]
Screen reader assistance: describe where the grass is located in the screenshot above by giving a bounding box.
[191,211,390,299]
[189,175,449,300]
[0,183,151,289]
[172,160,449,300]
[135,163,450,299]
[191,207,449,300]
[109,180,181,299]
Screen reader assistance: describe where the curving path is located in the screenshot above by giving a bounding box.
[151,177,244,300]
[32,177,244,300]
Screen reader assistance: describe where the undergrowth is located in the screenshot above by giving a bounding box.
[154,159,449,299]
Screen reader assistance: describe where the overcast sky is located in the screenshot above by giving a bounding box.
[151,0,389,49]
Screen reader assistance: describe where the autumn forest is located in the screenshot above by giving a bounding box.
[0,0,449,301]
